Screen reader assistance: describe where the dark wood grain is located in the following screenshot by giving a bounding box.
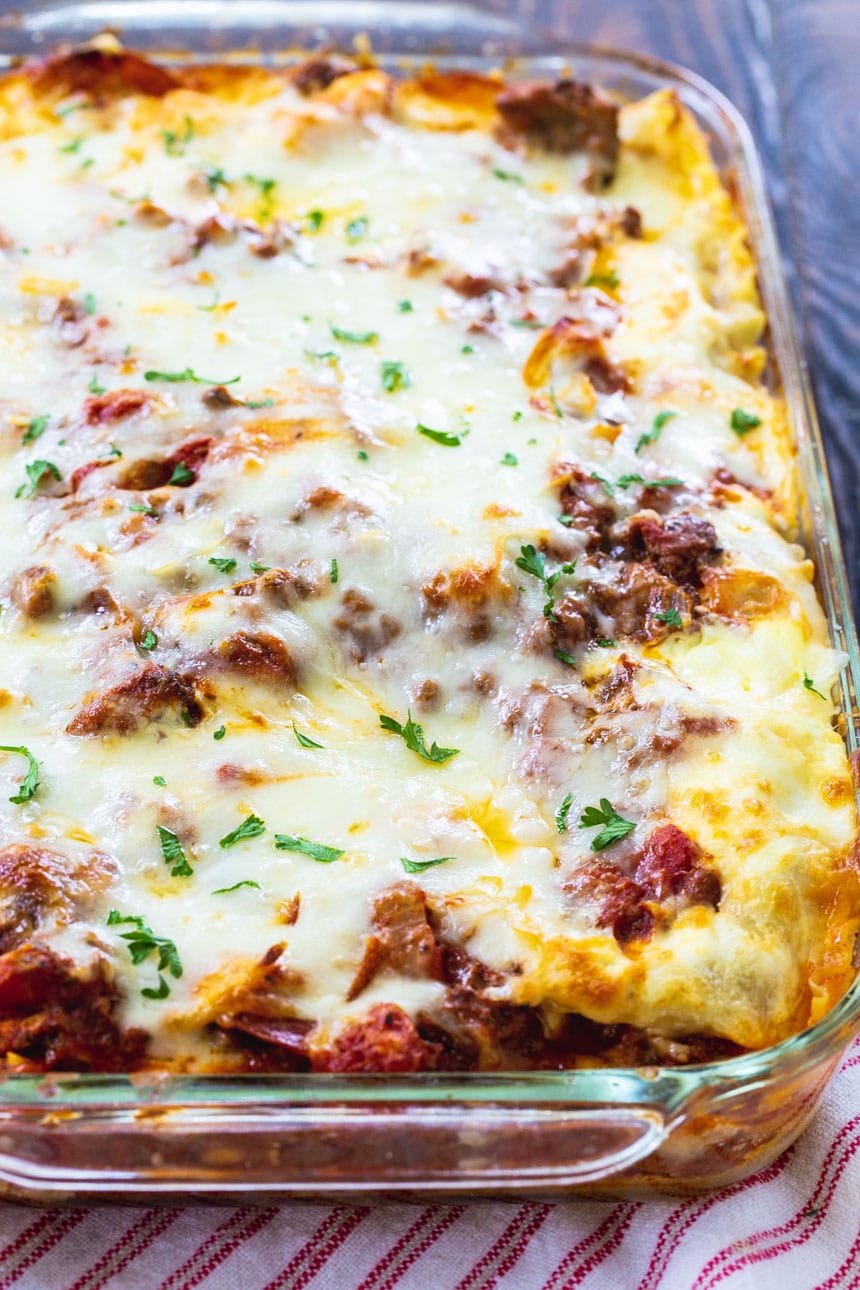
[473,0,860,617]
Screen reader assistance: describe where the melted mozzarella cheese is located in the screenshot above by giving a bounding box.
[0,54,855,1065]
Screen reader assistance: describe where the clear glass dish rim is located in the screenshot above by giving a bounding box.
[0,0,856,1115]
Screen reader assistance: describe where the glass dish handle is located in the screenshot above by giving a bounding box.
[0,1101,674,1195]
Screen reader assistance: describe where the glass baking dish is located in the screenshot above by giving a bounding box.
[0,0,858,1203]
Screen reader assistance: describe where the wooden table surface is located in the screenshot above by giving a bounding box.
[483,0,860,617]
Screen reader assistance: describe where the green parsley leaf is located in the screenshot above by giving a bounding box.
[400,856,454,874]
[417,424,463,447]
[554,648,576,667]
[515,544,547,582]
[589,472,615,499]
[330,324,378,345]
[212,880,262,894]
[549,387,563,418]
[596,638,617,648]
[509,318,545,330]
[379,710,459,765]
[22,415,49,445]
[274,833,344,863]
[16,459,61,499]
[556,792,573,834]
[579,798,636,851]
[219,814,266,849]
[305,349,339,363]
[167,462,195,487]
[803,672,827,701]
[59,135,83,154]
[461,344,474,355]
[654,607,683,629]
[356,450,369,461]
[128,502,157,516]
[101,444,122,459]
[492,167,523,183]
[245,398,275,409]
[513,410,523,422]
[305,209,324,231]
[635,409,677,455]
[213,725,226,741]
[500,452,518,466]
[87,374,106,395]
[584,271,619,289]
[208,556,237,574]
[244,173,276,200]
[107,910,182,981]
[203,164,229,192]
[157,825,193,878]
[196,290,220,312]
[141,976,170,1000]
[557,514,574,527]
[144,368,240,386]
[294,726,324,749]
[153,775,167,786]
[0,745,40,804]
[616,474,683,490]
[140,629,157,651]
[161,115,194,156]
[345,215,368,242]
[83,292,96,315]
[330,557,338,584]
[250,561,271,573]
[731,408,762,435]
[398,299,413,313]
[381,360,410,392]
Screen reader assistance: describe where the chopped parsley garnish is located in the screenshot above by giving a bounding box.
[579,799,636,851]
[356,450,369,461]
[500,452,518,466]
[157,825,193,878]
[213,725,226,741]
[803,672,827,701]
[107,910,182,998]
[584,271,619,289]
[245,398,275,409]
[589,472,615,499]
[244,173,276,201]
[16,460,61,498]
[59,135,83,154]
[274,834,344,863]
[400,856,454,874]
[398,299,413,313]
[203,164,229,192]
[557,514,574,527]
[596,638,617,648]
[161,115,194,155]
[128,502,157,516]
[549,387,563,419]
[22,415,49,445]
[294,727,324,749]
[509,318,545,330]
[492,167,523,183]
[417,424,463,447]
[554,648,576,667]
[330,324,378,345]
[461,344,474,355]
[513,410,523,422]
[636,409,677,455]
[514,544,576,622]
[208,556,237,574]
[379,710,459,764]
[0,745,40,804]
[101,444,122,459]
[305,349,339,363]
[212,880,262,894]
[616,474,683,490]
[219,814,266,848]
[305,209,324,231]
[731,408,762,435]
[153,775,167,786]
[87,374,106,395]
[555,792,573,834]
[654,607,683,629]
[330,558,339,584]
[345,215,368,242]
[381,360,410,392]
[167,462,195,487]
[140,630,157,651]
[196,290,220,312]
[250,561,271,573]
[83,292,97,315]
[144,368,240,386]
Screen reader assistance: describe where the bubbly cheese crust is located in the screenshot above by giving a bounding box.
[0,44,856,1073]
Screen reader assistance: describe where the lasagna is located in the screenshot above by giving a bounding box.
[0,41,855,1074]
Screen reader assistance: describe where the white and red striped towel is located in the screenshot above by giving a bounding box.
[1,1035,859,1289]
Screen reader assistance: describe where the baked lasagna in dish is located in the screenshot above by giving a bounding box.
[0,41,855,1074]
